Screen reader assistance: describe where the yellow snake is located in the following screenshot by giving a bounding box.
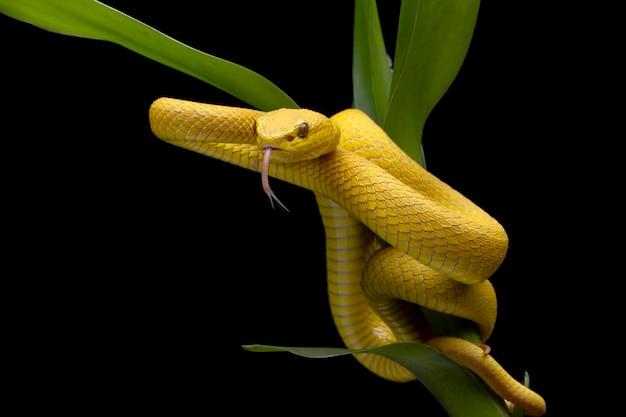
[148,97,546,416]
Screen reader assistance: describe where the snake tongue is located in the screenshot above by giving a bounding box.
[262,147,289,212]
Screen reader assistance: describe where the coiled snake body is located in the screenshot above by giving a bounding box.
[149,97,546,416]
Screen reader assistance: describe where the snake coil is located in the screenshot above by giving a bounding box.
[149,97,546,416]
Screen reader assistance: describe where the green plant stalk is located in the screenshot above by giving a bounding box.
[351,0,484,332]
[349,3,509,415]
[2,1,511,415]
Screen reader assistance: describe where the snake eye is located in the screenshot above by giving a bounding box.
[297,122,309,139]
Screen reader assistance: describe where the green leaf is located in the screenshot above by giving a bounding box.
[383,0,481,165]
[244,343,511,417]
[352,0,392,125]
[0,0,297,111]
[352,3,500,413]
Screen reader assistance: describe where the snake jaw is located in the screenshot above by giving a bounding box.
[261,147,289,212]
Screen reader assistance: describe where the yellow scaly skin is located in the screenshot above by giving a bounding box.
[149,97,546,416]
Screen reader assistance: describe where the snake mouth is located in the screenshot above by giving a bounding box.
[261,147,289,212]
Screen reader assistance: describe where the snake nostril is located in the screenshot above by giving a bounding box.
[285,135,295,142]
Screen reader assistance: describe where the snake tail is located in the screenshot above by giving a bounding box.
[426,337,547,416]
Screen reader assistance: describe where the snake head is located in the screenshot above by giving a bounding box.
[255,108,341,211]
[256,108,340,163]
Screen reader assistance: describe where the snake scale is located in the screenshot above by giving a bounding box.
[149,97,546,416]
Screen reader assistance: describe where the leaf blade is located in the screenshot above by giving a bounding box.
[244,343,511,417]
[352,0,392,124]
[383,0,481,164]
[0,0,297,110]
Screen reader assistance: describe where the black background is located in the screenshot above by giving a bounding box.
[3,2,587,415]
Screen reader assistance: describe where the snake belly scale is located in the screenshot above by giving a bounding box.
[148,97,546,416]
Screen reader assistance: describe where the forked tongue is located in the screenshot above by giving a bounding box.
[262,147,290,212]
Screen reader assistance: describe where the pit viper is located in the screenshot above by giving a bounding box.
[149,97,546,416]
